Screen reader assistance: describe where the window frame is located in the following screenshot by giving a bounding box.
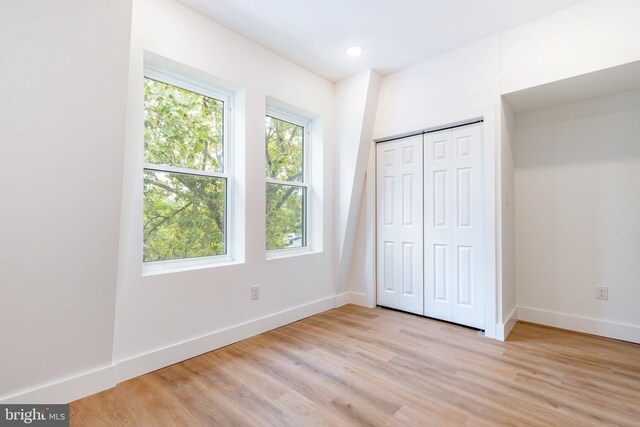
[265,107,311,256]
[142,65,234,273]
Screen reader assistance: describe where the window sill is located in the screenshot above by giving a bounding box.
[265,247,320,261]
[142,256,243,276]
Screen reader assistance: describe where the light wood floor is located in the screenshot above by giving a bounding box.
[70,305,640,426]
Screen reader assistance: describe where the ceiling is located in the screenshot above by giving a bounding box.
[178,0,585,82]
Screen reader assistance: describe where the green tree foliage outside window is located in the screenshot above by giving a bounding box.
[265,115,307,250]
[143,77,227,262]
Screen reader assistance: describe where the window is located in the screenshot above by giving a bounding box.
[143,70,231,264]
[265,111,309,251]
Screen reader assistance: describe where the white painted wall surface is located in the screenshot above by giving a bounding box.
[499,100,516,323]
[336,72,371,255]
[348,149,378,308]
[0,0,132,401]
[346,188,369,300]
[515,90,640,334]
[374,36,501,137]
[114,0,336,374]
[335,70,380,296]
[501,0,640,94]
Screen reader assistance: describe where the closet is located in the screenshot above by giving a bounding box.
[376,123,484,329]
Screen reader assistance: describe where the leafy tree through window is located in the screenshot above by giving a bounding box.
[143,76,229,262]
[265,114,308,250]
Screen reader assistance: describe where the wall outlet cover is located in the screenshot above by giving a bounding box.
[596,286,608,300]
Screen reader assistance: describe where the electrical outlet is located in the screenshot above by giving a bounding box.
[596,286,608,300]
[251,285,260,301]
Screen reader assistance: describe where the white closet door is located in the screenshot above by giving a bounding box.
[424,131,454,321]
[450,125,484,328]
[377,141,400,309]
[424,123,484,329]
[397,137,423,314]
[376,135,423,314]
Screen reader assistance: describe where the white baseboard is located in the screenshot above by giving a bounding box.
[495,306,518,341]
[1,295,337,404]
[518,306,640,344]
[116,295,335,383]
[0,365,116,405]
[335,291,368,308]
[335,292,350,307]
[348,292,368,307]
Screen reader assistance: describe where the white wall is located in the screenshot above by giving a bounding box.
[515,90,640,341]
[345,186,369,303]
[0,0,132,401]
[374,36,501,137]
[499,100,516,325]
[347,144,378,308]
[113,0,336,379]
[501,0,640,94]
[335,70,380,298]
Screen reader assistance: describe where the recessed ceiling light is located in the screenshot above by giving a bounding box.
[345,45,363,57]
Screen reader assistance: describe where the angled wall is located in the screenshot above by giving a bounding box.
[335,70,380,298]
[0,0,133,402]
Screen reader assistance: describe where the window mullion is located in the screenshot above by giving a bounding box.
[265,178,307,188]
[144,163,228,179]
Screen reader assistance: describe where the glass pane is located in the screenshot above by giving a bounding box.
[144,170,226,262]
[144,78,224,172]
[265,116,304,182]
[266,183,305,250]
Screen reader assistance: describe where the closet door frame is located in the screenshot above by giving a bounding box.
[372,108,497,340]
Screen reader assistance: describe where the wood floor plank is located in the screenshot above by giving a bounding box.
[71,305,640,426]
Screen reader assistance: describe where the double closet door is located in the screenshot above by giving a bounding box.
[376,123,484,329]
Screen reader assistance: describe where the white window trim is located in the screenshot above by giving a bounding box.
[265,107,312,256]
[266,246,317,261]
[142,65,234,275]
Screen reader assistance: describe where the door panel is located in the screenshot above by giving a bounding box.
[397,137,423,314]
[434,244,448,301]
[451,125,484,328]
[377,135,423,314]
[424,131,453,321]
[377,143,400,309]
[424,123,483,328]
